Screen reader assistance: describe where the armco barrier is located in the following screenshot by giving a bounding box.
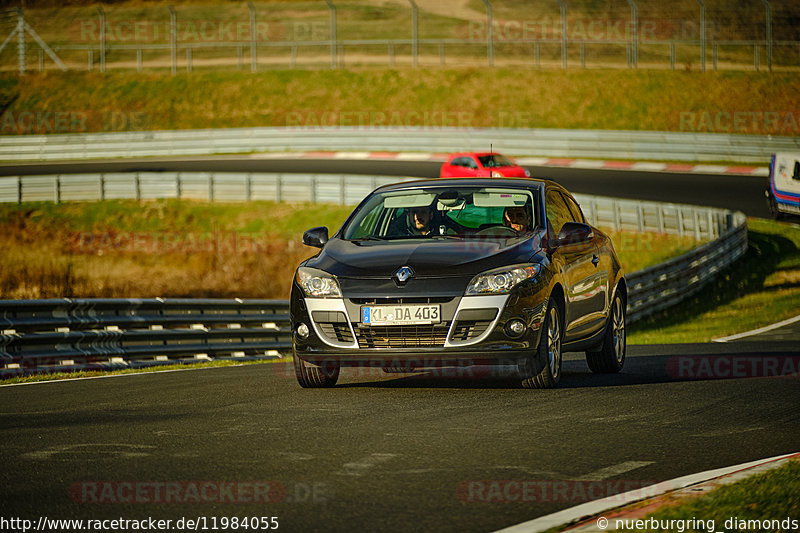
[0,171,741,241]
[0,299,291,377]
[0,175,748,375]
[1,127,797,163]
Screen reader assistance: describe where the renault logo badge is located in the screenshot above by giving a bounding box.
[395,266,414,283]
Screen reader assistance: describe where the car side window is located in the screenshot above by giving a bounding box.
[466,158,478,169]
[546,190,575,237]
[561,193,586,224]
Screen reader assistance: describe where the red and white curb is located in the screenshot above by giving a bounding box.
[248,152,768,176]
[493,452,800,533]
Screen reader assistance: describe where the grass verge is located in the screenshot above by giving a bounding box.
[628,218,800,344]
[1,69,799,137]
[637,460,800,533]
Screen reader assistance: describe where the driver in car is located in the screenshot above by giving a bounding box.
[503,206,532,233]
[409,206,436,236]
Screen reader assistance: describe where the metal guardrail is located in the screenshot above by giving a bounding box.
[0,299,291,377]
[1,127,797,163]
[626,211,748,323]
[0,171,735,240]
[0,176,748,375]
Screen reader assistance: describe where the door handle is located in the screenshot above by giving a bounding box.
[592,254,599,267]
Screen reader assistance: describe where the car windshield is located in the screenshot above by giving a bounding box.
[478,154,514,168]
[341,186,539,240]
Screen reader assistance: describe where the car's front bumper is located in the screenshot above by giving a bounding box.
[291,283,549,367]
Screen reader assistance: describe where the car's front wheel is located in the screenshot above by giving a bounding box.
[520,297,562,389]
[294,353,340,388]
[586,292,626,373]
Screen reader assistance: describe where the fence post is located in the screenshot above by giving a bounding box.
[696,0,705,72]
[324,0,337,69]
[626,0,638,68]
[481,0,493,66]
[17,8,25,74]
[169,6,177,75]
[761,0,772,72]
[408,0,418,67]
[97,7,106,73]
[248,2,257,72]
[557,0,567,68]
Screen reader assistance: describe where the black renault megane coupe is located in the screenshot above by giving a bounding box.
[290,177,626,388]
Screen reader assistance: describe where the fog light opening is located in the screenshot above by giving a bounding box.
[505,319,526,338]
[296,323,310,339]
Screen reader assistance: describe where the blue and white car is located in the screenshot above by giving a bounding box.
[766,153,800,218]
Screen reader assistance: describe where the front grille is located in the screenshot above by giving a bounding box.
[449,320,493,342]
[318,323,355,344]
[350,297,453,305]
[354,323,451,348]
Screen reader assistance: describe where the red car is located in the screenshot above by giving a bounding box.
[440,152,531,178]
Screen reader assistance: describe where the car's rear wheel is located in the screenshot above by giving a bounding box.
[586,292,626,373]
[294,352,340,388]
[520,298,562,389]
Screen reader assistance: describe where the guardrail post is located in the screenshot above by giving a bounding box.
[137,49,142,72]
[100,174,105,201]
[677,209,684,236]
[310,175,316,203]
[54,175,61,203]
[276,174,282,202]
[340,175,346,205]
[175,173,182,199]
[245,174,252,202]
[186,48,192,72]
[17,176,22,203]
[208,174,214,202]
[135,173,141,201]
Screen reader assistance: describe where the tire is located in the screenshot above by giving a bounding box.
[294,352,340,388]
[520,297,562,389]
[586,292,626,374]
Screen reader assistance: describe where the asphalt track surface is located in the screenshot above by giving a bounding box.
[0,157,771,218]
[1,344,799,532]
[1,157,797,532]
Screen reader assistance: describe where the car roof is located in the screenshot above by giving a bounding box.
[373,177,555,193]
[448,152,509,158]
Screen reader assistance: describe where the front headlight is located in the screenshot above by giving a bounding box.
[491,171,503,178]
[466,264,542,295]
[296,267,342,298]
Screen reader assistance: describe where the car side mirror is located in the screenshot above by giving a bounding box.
[303,226,329,248]
[556,222,593,247]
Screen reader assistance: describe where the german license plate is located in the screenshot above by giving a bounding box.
[361,304,440,326]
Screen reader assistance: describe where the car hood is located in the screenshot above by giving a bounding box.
[306,234,544,278]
